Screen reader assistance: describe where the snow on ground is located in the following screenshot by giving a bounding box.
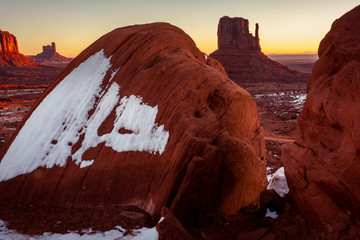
[0,220,158,240]
[0,50,169,182]
[265,208,279,219]
[266,166,275,182]
[252,91,306,110]
[267,167,289,197]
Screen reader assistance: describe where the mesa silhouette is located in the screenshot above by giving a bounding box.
[210,16,308,84]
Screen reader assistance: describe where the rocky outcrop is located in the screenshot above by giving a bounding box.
[30,42,71,64]
[0,29,37,67]
[39,42,56,59]
[210,17,308,84]
[0,30,18,53]
[218,16,260,51]
[282,5,360,235]
[0,23,266,226]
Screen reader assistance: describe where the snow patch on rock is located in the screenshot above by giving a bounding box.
[0,50,169,182]
[79,160,94,169]
[73,82,169,165]
[267,167,289,197]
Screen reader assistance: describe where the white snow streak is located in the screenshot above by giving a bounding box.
[158,217,165,224]
[267,167,289,197]
[0,50,169,181]
[73,82,169,166]
[79,160,94,169]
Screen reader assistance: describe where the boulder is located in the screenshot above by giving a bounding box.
[282,5,360,233]
[0,23,266,225]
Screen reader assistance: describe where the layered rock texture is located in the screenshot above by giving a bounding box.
[0,30,18,53]
[0,23,266,226]
[30,42,71,64]
[282,5,360,234]
[210,16,307,84]
[0,29,37,67]
[217,17,260,51]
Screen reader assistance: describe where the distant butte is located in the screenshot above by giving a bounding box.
[0,29,37,67]
[210,16,308,84]
[30,42,71,65]
[217,16,261,51]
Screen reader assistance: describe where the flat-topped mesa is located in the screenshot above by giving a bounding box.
[218,16,261,51]
[0,30,19,54]
[36,42,56,59]
[0,29,37,67]
[42,42,56,57]
[210,16,306,84]
[31,42,71,64]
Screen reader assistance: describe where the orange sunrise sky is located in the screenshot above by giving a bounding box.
[0,0,359,57]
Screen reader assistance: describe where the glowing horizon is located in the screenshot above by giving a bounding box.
[1,0,358,58]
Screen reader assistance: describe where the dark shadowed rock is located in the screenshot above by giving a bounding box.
[259,189,286,217]
[156,207,193,240]
[282,5,360,233]
[0,23,267,226]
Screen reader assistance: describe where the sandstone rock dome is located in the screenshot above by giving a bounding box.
[282,5,360,235]
[0,23,266,226]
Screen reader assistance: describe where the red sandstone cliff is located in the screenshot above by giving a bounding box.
[218,16,260,51]
[0,30,18,53]
[282,5,360,237]
[0,29,37,67]
[210,16,308,84]
[0,23,267,228]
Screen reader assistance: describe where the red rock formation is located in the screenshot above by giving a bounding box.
[218,16,260,51]
[210,17,308,84]
[30,42,71,64]
[0,23,266,226]
[0,30,18,53]
[157,207,193,240]
[0,29,37,67]
[282,5,360,235]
